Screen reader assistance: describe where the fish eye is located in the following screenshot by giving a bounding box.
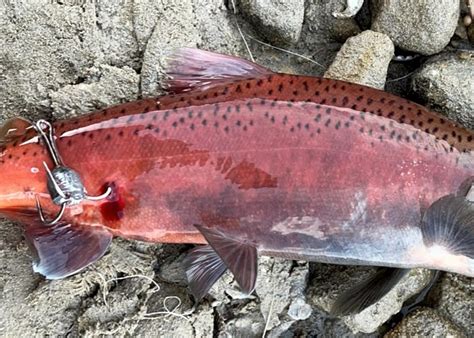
[0,117,33,145]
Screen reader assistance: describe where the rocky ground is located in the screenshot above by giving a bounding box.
[0,0,473,336]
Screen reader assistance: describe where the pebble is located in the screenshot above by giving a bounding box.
[239,0,305,44]
[411,52,474,129]
[325,30,394,89]
[371,0,460,55]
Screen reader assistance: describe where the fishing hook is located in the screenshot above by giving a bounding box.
[34,119,112,225]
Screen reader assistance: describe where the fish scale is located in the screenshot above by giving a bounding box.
[0,48,473,314]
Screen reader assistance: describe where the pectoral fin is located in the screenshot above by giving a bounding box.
[331,267,410,316]
[23,220,112,279]
[185,224,258,300]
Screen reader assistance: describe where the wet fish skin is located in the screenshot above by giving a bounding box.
[0,49,473,310]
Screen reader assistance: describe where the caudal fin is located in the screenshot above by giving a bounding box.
[421,195,474,259]
[163,48,273,94]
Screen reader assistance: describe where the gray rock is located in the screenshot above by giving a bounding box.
[140,0,246,97]
[385,307,465,337]
[0,2,92,120]
[288,298,312,321]
[430,273,474,336]
[324,30,394,89]
[255,258,310,334]
[308,265,432,334]
[299,0,360,48]
[50,65,139,119]
[371,0,460,55]
[411,52,474,129]
[239,0,305,44]
[140,0,200,97]
[332,0,364,19]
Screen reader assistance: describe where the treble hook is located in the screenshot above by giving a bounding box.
[34,119,112,225]
[35,195,66,226]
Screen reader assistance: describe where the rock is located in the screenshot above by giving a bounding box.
[0,236,157,336]
[469,23,474,43]
[192,0,247,55]
[385,307,465,337]
[429,273,474,336]
[140,0,246,97]
[411,52,474,129]
[332,0,364,19]
[50,65,139,119]
[324,30,394,89]
[299,0,360,48]
[0,2,92,120]
[288,298,312,321]
[371,0,460,55]
[308,264,432,334]
[255,258,310,334]
[140,0,200,97]
[238,0,305,44]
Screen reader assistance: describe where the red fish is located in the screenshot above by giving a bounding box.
[1,48,473,314]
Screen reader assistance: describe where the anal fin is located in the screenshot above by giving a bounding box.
[185,224,258,299]
[24,220,112,279]
[184,245,227,301]
[331,267,410,316]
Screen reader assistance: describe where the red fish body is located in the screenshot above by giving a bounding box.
[1,49,473,311]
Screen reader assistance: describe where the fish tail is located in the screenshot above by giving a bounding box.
[421,194,474,259]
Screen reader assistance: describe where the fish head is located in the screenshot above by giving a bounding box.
[0,118,52,222]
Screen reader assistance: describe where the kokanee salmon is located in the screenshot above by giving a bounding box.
[0,48,473,315]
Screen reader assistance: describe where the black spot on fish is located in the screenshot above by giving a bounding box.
[303,81,309,91]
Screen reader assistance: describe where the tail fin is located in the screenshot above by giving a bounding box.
[421,195,474,259]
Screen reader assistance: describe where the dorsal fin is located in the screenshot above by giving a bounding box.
[163,48,273,94]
